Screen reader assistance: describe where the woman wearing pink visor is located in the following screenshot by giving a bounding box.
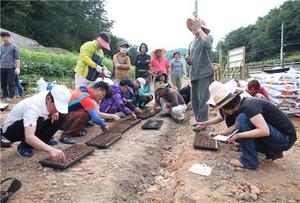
[74,32,111,88]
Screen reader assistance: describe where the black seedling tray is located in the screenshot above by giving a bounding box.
[193,132,219,151]
[142,119,163,130]
[117,117,141,126]
[109,123,132,134]
[39,144,94,170]
[85,133,122,149]
[137,109,156,120]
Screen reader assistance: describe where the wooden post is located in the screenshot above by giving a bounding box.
[262,61,265,72]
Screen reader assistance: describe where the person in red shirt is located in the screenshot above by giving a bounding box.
[59,81,112,144]
[149,48,170,77]
[246,79,269,100]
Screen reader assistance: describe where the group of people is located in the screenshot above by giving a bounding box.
[0,16,297,170]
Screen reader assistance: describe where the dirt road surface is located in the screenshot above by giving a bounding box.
[1,99,300,203]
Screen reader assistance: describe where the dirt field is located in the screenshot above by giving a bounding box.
[1,98,300,203]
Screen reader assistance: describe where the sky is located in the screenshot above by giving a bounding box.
[104,0,287,52]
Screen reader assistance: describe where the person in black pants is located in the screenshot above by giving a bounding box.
[1,31,20,102]
[135,43,151,79]
[1,85,71,161]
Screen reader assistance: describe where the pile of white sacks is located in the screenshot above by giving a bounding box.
[247,68,300,116]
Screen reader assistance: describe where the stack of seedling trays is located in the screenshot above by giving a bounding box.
[85,132,122,149]
[193,132,219,151]
[142,119,163,130]
[137,108,156,120]
[39,144,94,170]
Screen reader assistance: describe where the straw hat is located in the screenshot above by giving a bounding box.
[207,80,242,112]
[154,81,168,90]
[186,18,210,35]
[151,48,167,58]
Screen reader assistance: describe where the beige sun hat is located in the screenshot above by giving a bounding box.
[151,48,167,58]
[186,18,210,34]
[207,80,242,112]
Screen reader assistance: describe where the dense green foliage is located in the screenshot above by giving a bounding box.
[1,0,112,51]
[216,0,300,62]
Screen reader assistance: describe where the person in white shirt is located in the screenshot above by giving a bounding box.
[1,85,71,161]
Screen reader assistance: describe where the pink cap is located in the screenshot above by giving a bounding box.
[97,36,110,50]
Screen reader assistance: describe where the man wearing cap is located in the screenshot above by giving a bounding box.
[209,84,296,169]
[153,81,187,123]
[1,31,20,102]
[185,18,214,123]
[1,85,71,160]
[135,43,151,79]
[59,81,112,144]
[74,32,111,88]
[113,42,131,82]
[99,78,139,119]
[149,49,170,77]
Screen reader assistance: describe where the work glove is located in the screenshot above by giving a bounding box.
[96,65,112,78]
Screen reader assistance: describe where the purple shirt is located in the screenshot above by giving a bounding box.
[99,84,132,115]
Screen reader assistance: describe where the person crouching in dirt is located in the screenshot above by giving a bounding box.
[153,81,187,123]
[99,79,140,120]
[134,76,153,109]
[1,85,71,160]
[192,80,251,132]
[209,83,296,169]
[59,82,112,144]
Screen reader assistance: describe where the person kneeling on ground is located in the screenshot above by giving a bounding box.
[153,81,187,123]
[99,79,139,120]
[210,84,296,169]
[134,76,153,109]
[246,79,269,100]
[1,85,71,160]
[60,82,112,144]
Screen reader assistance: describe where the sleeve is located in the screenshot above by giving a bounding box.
[80,97,96,111]
[87,110,106,127]
[14,46,20,60]
[114,92,132,115]
[118,56,131,70]
[113,54,119,67]
[140,55,150,66]
[203,35,213,48]
[134,55,140,67]
[23,108,39,127]
[138,88,150,97]
[79,43,97,68]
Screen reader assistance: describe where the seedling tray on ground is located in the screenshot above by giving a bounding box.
[39,144,94,170]
[117,117,141,126]
[137,109,156,120]
[85,133,122,149]
[142,119,163,130]
[193,132,219,151]
[109,123,133,134]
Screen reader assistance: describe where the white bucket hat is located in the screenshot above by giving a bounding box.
[50,85,71,114]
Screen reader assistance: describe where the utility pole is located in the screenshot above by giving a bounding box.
[280,21,284,68]
[193,0,198,18]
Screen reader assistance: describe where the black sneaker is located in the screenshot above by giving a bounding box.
[0,136,12,148]
[59,134,76,145]
[46,138,58,146]
[17,143,33,157]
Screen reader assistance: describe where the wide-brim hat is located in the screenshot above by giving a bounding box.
[97,36,110,51]
[151,48,167,57]
[186,18,210,35]
[207,79,243,112]
[136,77,146,89]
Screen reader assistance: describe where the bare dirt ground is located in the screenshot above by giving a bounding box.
[1,98,300,203]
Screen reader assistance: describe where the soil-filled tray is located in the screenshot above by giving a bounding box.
[39,144,94,170]
[117,117,141,126]
[193,132,219,151]
[85,133,122,149]
[109,123,133,134]
[142,119,163,130]
[137,109,156,120]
